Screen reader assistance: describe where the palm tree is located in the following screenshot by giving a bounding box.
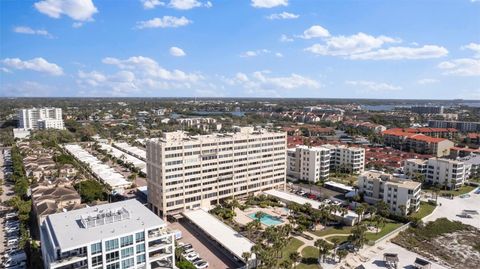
[242,251,251,269]
[289,251,301,269]
[279,259,293,269]
[315,239,331,263]
[398,204,406,216]
[337,249,348,262]
[355,204,366,222]
[331,237,340,261]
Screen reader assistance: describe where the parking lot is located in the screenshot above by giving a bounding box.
[169,219,241,269]
[424,189,480,229]
[1,147,26,269]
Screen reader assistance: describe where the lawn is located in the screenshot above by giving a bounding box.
[440,185,476,196]
[324,235,350,244]
[410,201,436,219]
[298,246,320,269]
[311,226,353,237]
[365,221,403,242]
[278,237,304,265]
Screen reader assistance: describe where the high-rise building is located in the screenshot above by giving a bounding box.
[411,105,444,114]
[324,144,365,174]
[287,145,330,183]
[40,200,175,269]
[403,157,468,189]
[428,120,480,132]
[18,107,64,130]
[357,171,421,215]
[146,127,287,218]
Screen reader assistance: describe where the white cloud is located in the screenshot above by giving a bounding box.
[300,25,330,39]
[251,0,288,8]
[346,80,401,91]
[136,16,192,29]
[305,32,398,56]
[169,0,206,9]
[34,0,98,22]
[267,12,299,20]
[142,0,165,9]
[78,70,107,86]
[2,57,63,76]
[438,58,480,76]
[462,42,480,58]
[1,81,57,97]
[230,71,320,91]
[349,45,448,60]
[13,26,51,37]
[102,56,202,81]
[169,46,186,57]
[240,49,282,58]
[280,34,293,42]
[417,78,439,85]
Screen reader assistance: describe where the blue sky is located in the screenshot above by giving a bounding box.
[1,0,479,99]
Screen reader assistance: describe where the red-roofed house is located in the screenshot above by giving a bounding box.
[382,129,454,157]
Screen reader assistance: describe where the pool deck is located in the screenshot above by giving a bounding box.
[234,206,290,227]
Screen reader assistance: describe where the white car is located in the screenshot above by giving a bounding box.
[194,260,209,269]
[183,252,199,261]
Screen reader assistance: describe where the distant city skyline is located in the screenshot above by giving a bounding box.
[1,0,479,99]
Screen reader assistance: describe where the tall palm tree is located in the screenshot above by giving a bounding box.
[242,251,251,269]
[337,249,348,262]
[289,252,301,269]
[331,237,340,261]
[279,259,293,269]
[315,239,331,263]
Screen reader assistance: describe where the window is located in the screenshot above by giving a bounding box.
[121,258,134,269]
[91,255,103,267]
[120,235,133,247]
[105,239,119,251]
[121,247,134,258]
[136,254,146,264]
[135,243,145,254]
[106,251,119,263]
[106,262,120,269]
[91,242,102,254]
[135,232,144,243]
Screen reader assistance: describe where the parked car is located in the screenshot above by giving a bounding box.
[183,252,199,261]
[194,261,209,269]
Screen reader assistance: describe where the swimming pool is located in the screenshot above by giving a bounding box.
[248,212,284,226]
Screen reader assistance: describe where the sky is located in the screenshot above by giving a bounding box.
[0,0,479,99]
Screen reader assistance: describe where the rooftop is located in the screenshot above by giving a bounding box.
[44,199,166,251]
[182,209,255,262]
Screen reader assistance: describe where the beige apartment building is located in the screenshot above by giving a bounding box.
[287,145,331,183]
[324,144,365,174]
[358,171,421,215]
[146,127,287,219]
[403,158,468,189]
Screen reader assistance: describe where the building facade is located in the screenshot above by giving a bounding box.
[40,200,175,269]
[425,158,468,189]
[411,106,444,114]
[18,107,64,130]
[358,171,421,215]
[428,120,480,132]
[324,144,365,174]
[146,127,287,218]
[287,145,330,183]
[382,129,454,157]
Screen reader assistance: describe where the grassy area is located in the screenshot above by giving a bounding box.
[439,185,476,196]
[278,237,304,265]
[365,221,403,242]
[311,226,353,237]
[324,235,350,244]
[410,201,436,219]
[298,246,319,269]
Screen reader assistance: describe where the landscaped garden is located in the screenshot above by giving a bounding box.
[410,201,436,219]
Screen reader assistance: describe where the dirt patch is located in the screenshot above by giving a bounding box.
[392,222,480,268]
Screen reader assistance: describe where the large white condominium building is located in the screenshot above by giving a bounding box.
[146,127,287,218]
[18,107,64,130]
[324,144,365,174]
[403,158,468,189]
[40,199,175,269]
[358,171,421,215]
[287,145,330,183]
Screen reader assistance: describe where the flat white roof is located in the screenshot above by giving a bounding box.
[264,189,358,220]
[64,144,131,190]
[324,181,354,192]
[99,143,146,172]
[45,200,166,251]
[182,209,255,262]
[114,142,147,160]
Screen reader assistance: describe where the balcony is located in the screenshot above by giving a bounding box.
[50,254,87,269]
[149,250,173,262]
[148,228,171,240]
[149,239,173,252]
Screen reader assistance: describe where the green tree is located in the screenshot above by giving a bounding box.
[289,251,301,269]
[74,180,106,203]
[337,249,348,262]
[176,261,196,269]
